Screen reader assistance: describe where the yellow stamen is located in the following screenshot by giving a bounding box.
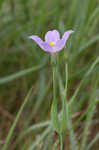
[49,41,55,47]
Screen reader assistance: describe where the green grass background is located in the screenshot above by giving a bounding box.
[0,0,99,150]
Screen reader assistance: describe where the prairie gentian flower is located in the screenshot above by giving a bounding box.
[29,30,73,54]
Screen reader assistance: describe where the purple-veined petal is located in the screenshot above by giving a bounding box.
[45,30,60,43]
[54,30,74,52]
[29,35,52,52]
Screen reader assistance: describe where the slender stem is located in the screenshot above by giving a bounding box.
[65,63,69,124]
[51,55,60,132]
[60,63,68,149]
[64,63,68,121]
[65,63,77,150]
[65,63,68,96]
[59,134,63,150]
[61,63,68,132]
[53,61,57,104]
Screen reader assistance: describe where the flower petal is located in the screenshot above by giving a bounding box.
[41,43,53,53]
[45,30,60,43]
[29,35,52,52]
[62,30,74,41]
[54,30,74,52]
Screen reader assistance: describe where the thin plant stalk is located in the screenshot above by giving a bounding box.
[59,134,63,150]
[51,55,60,132]
[51,55,61,148]
[65,63,69,128]
[63,61,77,150]
[60,62,68,149]
[61,59,68,129]
[52,59,57,114]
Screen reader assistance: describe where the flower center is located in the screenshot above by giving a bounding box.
[49,41,55,47]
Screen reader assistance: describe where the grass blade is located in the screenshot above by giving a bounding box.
[28,126,52,150]
[86,133,99,150]
[81,79,98,150]
[69,57,99,107]
[0,63,45,84]
[1,86,34,150]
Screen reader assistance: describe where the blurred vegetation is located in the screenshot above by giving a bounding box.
[0,0,99,150]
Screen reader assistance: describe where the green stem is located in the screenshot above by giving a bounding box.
[61,63,68,132]
[60,63,68,149]
[59,134,63,150]
[51,55,60,133]
[65,63,69,124]
[65,63,68,96]
[53,61,57,106]
[1,86,33,150]
[64,63,77,150]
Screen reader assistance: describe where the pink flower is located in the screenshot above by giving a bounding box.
[29,30,74,54]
